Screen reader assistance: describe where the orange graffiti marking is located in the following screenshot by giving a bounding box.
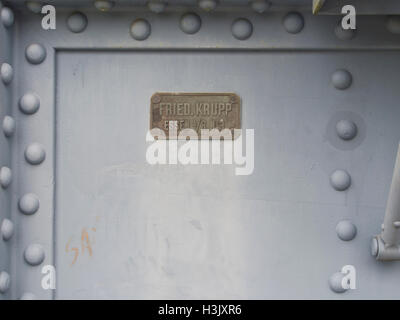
[81,228,93,256]
[66,227,96,266]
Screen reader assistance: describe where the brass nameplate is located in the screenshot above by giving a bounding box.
[150,93,241,139]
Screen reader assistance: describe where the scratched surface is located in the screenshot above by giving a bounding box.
[54,50,400,299]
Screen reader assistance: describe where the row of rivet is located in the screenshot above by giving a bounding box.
[0,5,43,299]
[21,0,400,32]
[26,0,271,15]
[329,53,358,293]
[15,0,400,35]
[64,11,305,40]
[0,3,14,297]
[20,9,47,301]
[65,12,400,41]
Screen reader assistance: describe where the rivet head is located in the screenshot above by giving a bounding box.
[1,7,14,28]
[130,19,151,41]
[151,94,161,104]
[24,243,45,266]
[251,0,271,14]
[332,69,352,90]
[0,271,10,293]
[180,13,201,35]
[336,119,357,140]
[2,116,16,137]
[198,0,217,11]
[94,0,115,12]
[20,292,36,300]
[67,12,88,33]
[148,1,167,14]
[0,166,12,189]
[25,143,46,165]
[232,18,253,40]
[25,43,47,65]
[386,16,400,34]
[19,92,40,115]
[26,1,43,14]
[335,23,356,40]
[283,12,304,34]
[1,219,14,241]
[1,63,13,84]
[393,221,400,228]
[336,220,357,241]
[19,193,40,215]
[330,169,351,191]
[329,272,347,293]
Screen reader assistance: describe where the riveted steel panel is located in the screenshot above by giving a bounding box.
[2,2,400,300]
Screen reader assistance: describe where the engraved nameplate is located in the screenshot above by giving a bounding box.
[150,93,241,139]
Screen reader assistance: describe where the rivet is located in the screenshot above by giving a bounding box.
[332,69,352,90]
[336,220,357,241]
[26,1,43,14]
[1,63,13,84]
[393,221,400,228]
[198,0,217,12]
[151,94,161,104]
[94,0,115,12]
[330,169,351,191]
[67,12,88,33]
[24,243,45,266]
[25,43,47,65]
[336,119,357,140]
[19,92,40,115]
[2,116,15,137]
[0,166,12,189]
[1,219,14,241]
[25,143,46,165]
[180,13,201,35]
[0,271,10,293]
[1,7,14,28]
[381,223,385,231]
[18,193,40,215]
[231,18,253,41]
[283,12,304,34]
[386,16,400,34]
[251,0,271,14]
[130,19,151,41]
[148,1,167,14]
[335,23,356,40]
[329,272,347,293]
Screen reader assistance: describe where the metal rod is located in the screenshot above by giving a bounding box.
[382,144,400,247]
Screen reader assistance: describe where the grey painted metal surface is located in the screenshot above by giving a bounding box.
[1,1,400,299]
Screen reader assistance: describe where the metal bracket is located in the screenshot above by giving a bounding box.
[372,144,400,261]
